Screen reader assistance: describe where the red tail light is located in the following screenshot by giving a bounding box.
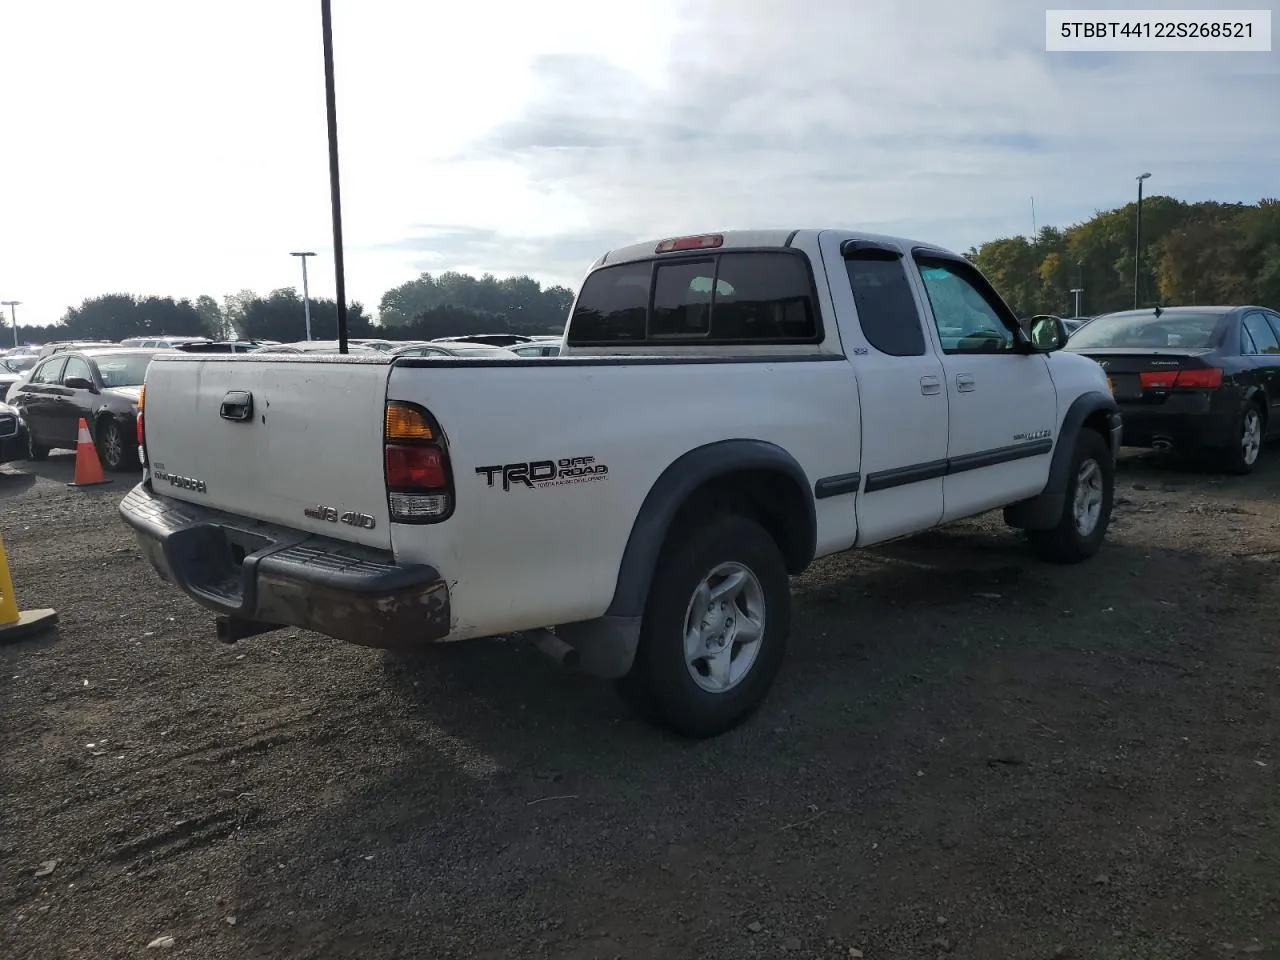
[1139,367,1222,390]
[383,400,453,523]
[136,384,146,462]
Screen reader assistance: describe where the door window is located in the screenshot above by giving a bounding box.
[30,358,66,384]
[61,356,93,384]
[1242,312,1280,355]
[915,256,1019,354]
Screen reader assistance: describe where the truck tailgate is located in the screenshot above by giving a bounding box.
[142,355,393,550]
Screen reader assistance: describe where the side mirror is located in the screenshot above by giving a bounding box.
[64,376,96,392]
[1027,315,1068,353]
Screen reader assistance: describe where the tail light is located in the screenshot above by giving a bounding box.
[384,400,453,522]
[136,384,146,462]
[1139,367,1223,390]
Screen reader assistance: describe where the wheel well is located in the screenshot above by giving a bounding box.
[1081,409,1112,448]
[663,468,813,574]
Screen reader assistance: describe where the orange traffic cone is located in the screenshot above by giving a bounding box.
[68,417,111,488]
[0,533,57,643]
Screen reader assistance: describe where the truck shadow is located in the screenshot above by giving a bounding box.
[223,509,1255,957]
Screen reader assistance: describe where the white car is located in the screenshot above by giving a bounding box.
[120,229,1120,738]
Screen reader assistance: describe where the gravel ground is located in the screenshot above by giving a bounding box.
[2,449,1279,960]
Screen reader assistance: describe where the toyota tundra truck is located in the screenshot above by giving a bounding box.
[119,229,1121,738]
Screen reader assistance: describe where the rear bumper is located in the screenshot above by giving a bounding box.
[1116,405,1235,451]
[118,482,451,649]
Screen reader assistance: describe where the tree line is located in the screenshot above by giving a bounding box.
[13,198,1278,345]
[967,197,1280,317]
[14,271,575,345]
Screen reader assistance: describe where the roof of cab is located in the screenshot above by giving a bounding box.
[594,229,959,267]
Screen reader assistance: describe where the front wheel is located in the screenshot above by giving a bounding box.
[1026,429,1114,564]
[616,513,791,739]
[96,418,138,472]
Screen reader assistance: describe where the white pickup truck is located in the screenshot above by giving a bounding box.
[120,229,1121,738]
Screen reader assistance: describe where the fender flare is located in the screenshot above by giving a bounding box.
[1004,390,1121,530]
[603,438,817,620]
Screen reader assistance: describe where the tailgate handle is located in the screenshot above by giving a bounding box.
[219,390,254,422]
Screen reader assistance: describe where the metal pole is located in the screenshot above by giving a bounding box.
[1070,288,1083,316]
[320,0,349,354]
[1134,172,1151,310]
[1,301,19,347]
[301,256,313,340]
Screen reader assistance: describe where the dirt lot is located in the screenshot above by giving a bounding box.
[2,450,1278,960]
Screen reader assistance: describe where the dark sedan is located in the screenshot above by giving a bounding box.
[0,402,29,465]
[7,348,159,472]
[1065,305,1280,473]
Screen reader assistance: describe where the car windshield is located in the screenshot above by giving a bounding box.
[1067,311,1222,350]
[94,353,154,387]
[4,356,36,372]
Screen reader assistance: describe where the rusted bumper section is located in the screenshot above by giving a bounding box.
[117,483,450,649]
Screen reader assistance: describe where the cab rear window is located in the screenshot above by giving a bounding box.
[567,250,820,345]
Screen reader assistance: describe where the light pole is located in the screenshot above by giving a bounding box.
[290,252,316,340]
[1134,172,1151,309]
[1070,287,1083,316]
[1,301,20,347]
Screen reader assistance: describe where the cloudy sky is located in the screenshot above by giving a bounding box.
[0,0,1275,326]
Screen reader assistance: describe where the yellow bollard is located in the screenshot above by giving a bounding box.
[0,533,57,641]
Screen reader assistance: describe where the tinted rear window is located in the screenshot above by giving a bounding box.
[1068,312,1223,350]
[568,250,819,345]
[845,254,925,356]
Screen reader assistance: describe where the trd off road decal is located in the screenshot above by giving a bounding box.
[476,456,609,492]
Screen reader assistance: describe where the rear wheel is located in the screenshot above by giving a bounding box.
[1026,429,1114,564]
[615,513,791,738]
[1217,402,1263,475]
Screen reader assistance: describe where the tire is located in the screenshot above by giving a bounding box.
[1026,429,1114,564]
[1217,402,1264,475]
[615,512,791,739]
[26,429,50,462]
[96,417,138,472]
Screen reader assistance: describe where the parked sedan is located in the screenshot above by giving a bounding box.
[1065,305,1280,473]
[249,340,382,355]
[8,347,159,471]
[390,341,518,359]
[0,402,29,465]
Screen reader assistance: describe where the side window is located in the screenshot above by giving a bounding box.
[31,358,66,384]
[61,356,93,384]
[567,261,650,343]
[1243,312,1280,355]
[1242,324,1259,355]
[844,252,926,356]
[915,255,1019,354]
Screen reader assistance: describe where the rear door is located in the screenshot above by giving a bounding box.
[17,356,66,442]
[142,356,395,549]
[819,234,947,545]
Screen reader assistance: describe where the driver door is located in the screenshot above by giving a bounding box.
[910,253,1058,522]
[52,355,97,447]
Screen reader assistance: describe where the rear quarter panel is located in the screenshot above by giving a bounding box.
[387,358,861,639]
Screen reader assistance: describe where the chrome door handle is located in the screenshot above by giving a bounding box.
[920,375,941,395]
[956,374,976,392]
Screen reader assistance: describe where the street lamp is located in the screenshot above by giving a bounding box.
[1,301,20,347]
[1134,172,1152,309]
[290,252,316,340]
[1070,287,1084,316]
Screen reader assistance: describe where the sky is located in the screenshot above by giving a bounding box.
[0,0,1276,327]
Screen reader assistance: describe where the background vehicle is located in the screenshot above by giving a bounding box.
[249,340,382,355]
[431,334,534,347]
[390,341,518,358]
[123,229,1119,739]
[1062,317,1093,337]
[508,338,561,357]
[1065,305,1280,473]
[0,356,37,400]
[175,340,279,354]
[9,347,159,471]
[0,401,29,464]
[119,335,211,349]
[38,340,117,358]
